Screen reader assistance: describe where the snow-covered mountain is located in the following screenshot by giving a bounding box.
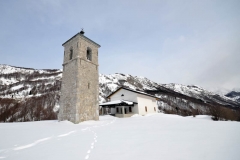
[0,64,62,122]
[0,64,239,122]
[225,91,240,103]
[99,73,240,108]
[160,83,240,108]
[0,64,62,98]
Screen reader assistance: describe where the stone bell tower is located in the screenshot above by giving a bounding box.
[58,30,100,123]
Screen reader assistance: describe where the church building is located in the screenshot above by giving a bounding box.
[100,87,158,118]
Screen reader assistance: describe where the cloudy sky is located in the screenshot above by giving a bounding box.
[0,0,239,93]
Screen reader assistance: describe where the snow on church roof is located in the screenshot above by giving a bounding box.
[107,87,157,99]
[99,100,137,106]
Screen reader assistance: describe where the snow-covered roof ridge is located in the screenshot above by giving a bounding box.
[99,100,137,106]
[106,86,157,99]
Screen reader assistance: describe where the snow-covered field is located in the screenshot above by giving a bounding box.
[0,114,239,160]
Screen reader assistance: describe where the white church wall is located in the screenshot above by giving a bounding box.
[152,99,158,112]
[137,94,157,115]
[109,88,157,117]
[132,104,139,114]
[110,89,138,102]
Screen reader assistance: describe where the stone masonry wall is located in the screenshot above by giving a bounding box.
[58,33,99,123]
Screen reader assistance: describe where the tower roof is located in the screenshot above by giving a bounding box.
[62,31,101,47]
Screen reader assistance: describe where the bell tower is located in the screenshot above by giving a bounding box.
[58,30,100,123]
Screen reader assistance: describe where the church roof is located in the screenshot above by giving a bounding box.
[99,100,137,107]
[107,87,157,99]
[62,32,101,47]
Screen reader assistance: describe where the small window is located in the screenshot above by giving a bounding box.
[69,48,73,60]
[129,107,132,112]
[154,107,156,111]
[116,108,119,113]
[87,47,92,61]
[145,106,147,112]
[88,82,90,89]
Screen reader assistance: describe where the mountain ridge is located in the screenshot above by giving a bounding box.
[0,64,239,122]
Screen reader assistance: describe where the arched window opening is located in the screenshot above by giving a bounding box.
[69,48,73,60]
[145,106,147,112]
[87,47,92,61]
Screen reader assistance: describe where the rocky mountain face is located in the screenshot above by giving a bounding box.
[225,91,240,103]
[0,64,239,122]
[0,65,61,122]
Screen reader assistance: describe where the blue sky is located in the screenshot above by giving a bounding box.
[0,0,239,93]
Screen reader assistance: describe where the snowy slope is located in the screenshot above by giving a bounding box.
[0,64,62,98]
[99,73,159,102]
[99,73,239,107]
[0,64,35,75]
[161,83,239,107]
[0,64,57,75]
[0,65,62,122]
[0,114,240,160]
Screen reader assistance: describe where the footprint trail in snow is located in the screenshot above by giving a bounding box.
[84,117,116,159]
